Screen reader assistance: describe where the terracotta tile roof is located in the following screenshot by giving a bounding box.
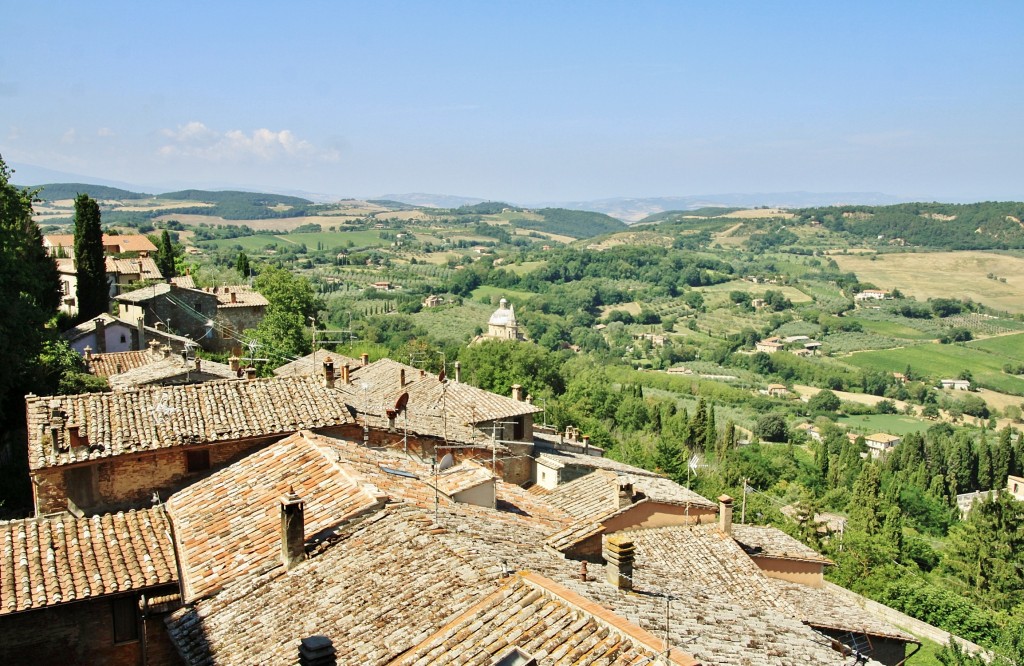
[199,285,269,308]
[333,358,541,445]
[540,469,717,523]
[170,275,196,289]
[88,350,158,377]
[535,449,662,476]
[166,431,387,601]
[432,460,494,497]
[45,233,157,254]
[61,313,129,344]
[393,572,698,666]
[25,376,354,471]
[731,525,834,564]
[272,351,361,378]
[769,579,915,642]
[0,508,177,615]
[106,256,163,280]
[116,281,174,303]
[166,499,852,666]
[108,355,237,389]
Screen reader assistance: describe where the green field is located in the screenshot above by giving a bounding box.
[845,343,1024,395]
[696,280,813,303]
[410,300,496,344]
[837,413,932,436]
[199,229,391,251]
[852,318,938,340]
[471,285,536,305]
[968,331,1024,356]
[505,261,546,276]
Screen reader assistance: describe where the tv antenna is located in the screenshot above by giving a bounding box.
[151,392,178,425]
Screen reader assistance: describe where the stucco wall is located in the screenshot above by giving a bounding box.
[750,556,825,588]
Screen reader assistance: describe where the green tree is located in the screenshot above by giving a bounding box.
[807,389,841,413]
[0,156,60,417]
[73,194,108,319]
[155,230,177,278]
[236,251,251,278]
[848,463,883,535]
[754,413,788,443]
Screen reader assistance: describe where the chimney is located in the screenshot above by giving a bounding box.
[83,345,92,362]
[67,424,88,450]
[230,291,237,304]
[341,364,350,384]
[511,384,523,401]
[280,489,305,570]
[604,535,635,591]
[582,434,590,454]
[137,317,145,349]
[323,357,335,388]
[194,358,201,372]
[618,482,633,509]
[298,636,336,666]
[94,317,106,353]
[718,495,734,535]
[361,353,369,367]
[453,361,461,383]
[148,339,162,357]
[399,368,405,388]
[245,367,257,380]
[229,356,240,373]
[161,344,170,359]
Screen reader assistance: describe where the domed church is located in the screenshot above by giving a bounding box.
[486,298,523,341]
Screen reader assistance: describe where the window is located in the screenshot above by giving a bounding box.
[186,449,210,473]
[512,416,525,441]
[112,596,139,643]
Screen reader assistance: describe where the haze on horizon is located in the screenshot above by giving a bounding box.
[3,2,1023,204]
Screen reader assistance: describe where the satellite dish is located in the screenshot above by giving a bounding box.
[438,453,454,471]
[394,392,409,414]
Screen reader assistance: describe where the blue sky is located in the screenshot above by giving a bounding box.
[3,2,1023,202]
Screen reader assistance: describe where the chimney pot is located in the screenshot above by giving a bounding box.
[582,434,590,454]
[360,353,369,367]
[229,356,240,373]
[245,367,257,380]
[323,357,335,388]
[453,361,461,383]
[341,364,350,384]
[511,384,523,401]
[281,490,306,570]
[83,346,92,361]
[194,357,201,372]
[604,535,635,590]
[718,494,734,535]
[399,368,405,388]
[230,291,237,304]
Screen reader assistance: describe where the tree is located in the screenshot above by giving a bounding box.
[807,389,841,413]
[0,155,60,417]
[236,251,251,278]
[754,413,788,443]
[73,194,108,319]
[156,230,177,278]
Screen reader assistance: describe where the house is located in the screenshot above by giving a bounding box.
[372,280,394,291]
[107,352,237,390]
[940,378,971,391]
[53,256,164,315]
[865,432,902,458]
[794,422,823,443]
[43,233,157,257]
[855,289,890,301]
[272,350,360,378]
[116,283,268,353]
[1008,474,1024,501]
[766,383,789,397]
[422,294,444,308]
[0,508,180,665]
[756,338,784,353]
[61,313,138,355]
[751,298,767,309]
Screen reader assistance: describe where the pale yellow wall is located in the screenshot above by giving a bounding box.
[750,556,825,588]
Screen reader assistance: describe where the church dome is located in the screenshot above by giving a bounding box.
[488,298,517,327]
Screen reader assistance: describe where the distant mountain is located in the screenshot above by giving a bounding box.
[540,192,909,222]
[379,193,487,209]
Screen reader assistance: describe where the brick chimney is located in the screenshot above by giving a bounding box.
[94,317,106,353]
[582,434,590,454]
[511,384,523,401]
[618,482,634,509]
[230,291,237,304]
[298,636,336,666]
[245,367,257,380]
[718,495,734,535]
[229,356,240,373]
[340,364,350,384]
[194,358,201,372]
[604,535,635,591]
[280,489,305,570]
[360,353,369,367]
[323,357,335,388]
[453,361,461,383]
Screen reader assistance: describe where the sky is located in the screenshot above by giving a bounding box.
[3,1,1024,203]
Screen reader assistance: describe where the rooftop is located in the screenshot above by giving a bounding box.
[272,350,360,378]
[0,508,176,616]
[108,354,237,389]
[25,376,353,470]
[731,524,834,564]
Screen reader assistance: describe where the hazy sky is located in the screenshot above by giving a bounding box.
[3,2,1023,202]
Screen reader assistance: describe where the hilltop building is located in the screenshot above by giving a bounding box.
[485,297,524,341]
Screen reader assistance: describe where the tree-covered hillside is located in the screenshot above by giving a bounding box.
[797,202,1024,249]
[157,189,312,206]
[29,183,150,201]
[521,208,628,239]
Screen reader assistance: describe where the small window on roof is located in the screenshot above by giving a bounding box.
[493,647,537,666]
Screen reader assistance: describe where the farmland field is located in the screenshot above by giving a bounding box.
[844,343,1024,395]
[197,230,390,251]
[696,280,813,303]
[833,251,1024,314]
[836,413,932,436]
[968,331,1024,355]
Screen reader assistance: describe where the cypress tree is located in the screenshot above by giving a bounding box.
[73,194,107,320]
[236,251,251,278]
[156,230,177,278]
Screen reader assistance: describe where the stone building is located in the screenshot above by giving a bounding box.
[485,297,523,341]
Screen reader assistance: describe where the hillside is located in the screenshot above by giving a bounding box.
[517,208,628,239]
[28,183,150,201]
